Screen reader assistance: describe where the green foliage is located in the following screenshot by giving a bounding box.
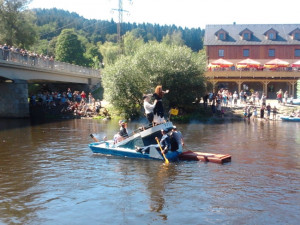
[55,29,86,65]
[102,42,206,119]
[84,45,103,69]
[0,0,37,48]
[123,31,144,56]
[33,8,204,52]
[162,31,184,46]
[98,41,120,66]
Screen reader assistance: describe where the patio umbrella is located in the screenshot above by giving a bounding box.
[236,58,261,68]
[210,58,234,68]
[291,60,300,67]
[264,58,289,68]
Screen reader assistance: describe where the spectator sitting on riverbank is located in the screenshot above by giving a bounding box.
[29,88,103,118]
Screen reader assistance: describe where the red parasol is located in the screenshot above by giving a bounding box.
[264,58,289,68]
[210,58,234,68]
[236,58,261,68]
[291,60,300,68]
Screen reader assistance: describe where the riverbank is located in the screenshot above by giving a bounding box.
[225,99,300,120]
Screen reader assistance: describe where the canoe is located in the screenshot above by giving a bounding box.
[281,116,300,122]
[179,150,231,164]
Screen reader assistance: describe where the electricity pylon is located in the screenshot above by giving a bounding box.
[112,0,132,43]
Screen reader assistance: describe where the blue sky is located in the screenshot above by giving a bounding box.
[29,0,300,29]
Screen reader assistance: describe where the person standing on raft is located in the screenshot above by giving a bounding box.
[153,85,169,125]
[143,95,157,125]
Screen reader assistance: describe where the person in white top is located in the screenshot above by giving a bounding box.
[143,95,157,125]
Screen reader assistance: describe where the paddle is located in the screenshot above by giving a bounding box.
[90,134,100,142]
[155,137,169,164]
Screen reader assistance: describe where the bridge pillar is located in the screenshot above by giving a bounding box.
[0,79,29,118]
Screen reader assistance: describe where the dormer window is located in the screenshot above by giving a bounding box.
[219,33,225,40]
[239,28,253,41]
[288,28,300,40]
[264,28,278,40]
[215,29,228,41]
[243,33,250,40]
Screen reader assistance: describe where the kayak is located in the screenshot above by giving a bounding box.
[281,116,300,122]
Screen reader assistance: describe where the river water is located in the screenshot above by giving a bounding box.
[0,118,299,225]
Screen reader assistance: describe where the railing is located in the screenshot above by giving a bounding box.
[207,66,300,73]
[0,48,100,77]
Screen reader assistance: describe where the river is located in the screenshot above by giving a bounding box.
[0,118,299,225]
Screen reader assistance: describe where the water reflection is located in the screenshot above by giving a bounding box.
[0,119,300,224]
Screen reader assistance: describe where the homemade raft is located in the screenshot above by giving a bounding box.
[179,150,232,164]
[89,121,232,164]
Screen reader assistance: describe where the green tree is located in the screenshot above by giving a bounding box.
[85,45,103,69]
[123,31,144,56]
[102,42,206,118]
[162,31,185,46]
[98,41,120,66]
[0,0,37,48]
[55,29,85,65]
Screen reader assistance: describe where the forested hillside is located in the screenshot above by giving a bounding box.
[34,8,204,52]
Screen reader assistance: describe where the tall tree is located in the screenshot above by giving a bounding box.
[102,42,206,118]
[0,0,37,48]
[55,29,85,65]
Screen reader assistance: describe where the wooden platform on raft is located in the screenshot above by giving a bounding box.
[179,150,231,164]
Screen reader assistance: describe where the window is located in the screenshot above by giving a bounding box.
[243,33,249,40]
[295,49,300,57]
[219,33,225,40]
[269,33,274,40]
[269,49,275,57]
[295,33,300,40]
[243,49,249,57]
[218,49,224,57]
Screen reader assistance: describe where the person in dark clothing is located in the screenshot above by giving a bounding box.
[170,126,184,152]
[260,105,265,119]
[136,129,170,154]
[153,85,169,125]
[119,121,128,138]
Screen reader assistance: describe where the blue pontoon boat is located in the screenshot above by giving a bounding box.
[281,116,300,122]
[89,122,180,161]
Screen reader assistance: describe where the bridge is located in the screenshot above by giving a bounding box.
[0,49,101,118]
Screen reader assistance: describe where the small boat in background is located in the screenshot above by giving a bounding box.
[286,98,300,105]
[281,116,300,122]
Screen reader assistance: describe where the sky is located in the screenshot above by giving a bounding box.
[28,0,300,29]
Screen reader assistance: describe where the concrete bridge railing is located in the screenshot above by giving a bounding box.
[0,48,100,77]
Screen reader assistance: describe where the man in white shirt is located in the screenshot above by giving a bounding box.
[143,95,157,125]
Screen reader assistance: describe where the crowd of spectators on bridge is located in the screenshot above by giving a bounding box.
[29,88,106,118]
[0,43,54,68]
